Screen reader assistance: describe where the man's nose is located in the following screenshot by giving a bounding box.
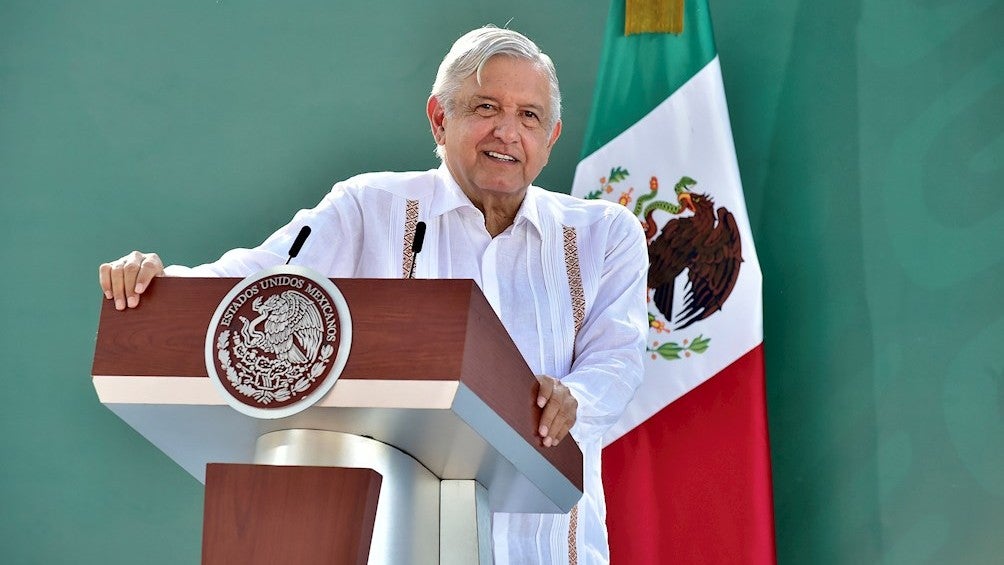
[493,113,520,143]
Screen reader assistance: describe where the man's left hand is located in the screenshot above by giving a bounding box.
[535,375,577,448]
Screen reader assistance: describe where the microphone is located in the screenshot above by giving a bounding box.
[285,226,312,265]
[408,221,426,278]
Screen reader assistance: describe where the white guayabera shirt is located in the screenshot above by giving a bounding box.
[167,165,648,564]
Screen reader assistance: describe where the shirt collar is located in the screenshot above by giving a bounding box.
[432,163,543,235]
[431,163,477,217]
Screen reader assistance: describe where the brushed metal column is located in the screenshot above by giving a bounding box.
[255,429,440,564]
[440,480,493,565]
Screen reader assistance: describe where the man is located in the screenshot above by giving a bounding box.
[100,26,648,564]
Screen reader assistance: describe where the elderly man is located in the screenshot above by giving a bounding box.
[100,26,647,564]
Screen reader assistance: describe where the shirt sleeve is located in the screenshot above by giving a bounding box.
[562,206,649,443]
[164,182,365,278]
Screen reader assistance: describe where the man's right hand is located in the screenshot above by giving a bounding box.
[98,251,165,310]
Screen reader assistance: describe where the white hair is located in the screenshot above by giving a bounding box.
[431,26,562,159]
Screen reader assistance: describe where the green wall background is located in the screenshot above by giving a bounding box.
[2,1,1001,563]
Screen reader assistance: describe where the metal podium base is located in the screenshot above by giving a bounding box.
[254,429,493,564]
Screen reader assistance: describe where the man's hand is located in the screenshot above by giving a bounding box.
[535,375,578,448]
[98,251,165,310]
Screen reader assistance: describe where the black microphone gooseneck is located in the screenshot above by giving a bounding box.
[285,226,312,265]
[407,221,427,279]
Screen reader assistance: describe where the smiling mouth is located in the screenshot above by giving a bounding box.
[484,150,518,163]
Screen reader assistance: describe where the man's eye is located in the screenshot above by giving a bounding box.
[523,111,539,120]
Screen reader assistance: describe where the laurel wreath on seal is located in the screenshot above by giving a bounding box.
[216,330,335,405]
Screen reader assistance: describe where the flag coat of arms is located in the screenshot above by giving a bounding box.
[571,1,776,562]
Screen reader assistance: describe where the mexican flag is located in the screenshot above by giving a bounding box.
[571,1,776,562]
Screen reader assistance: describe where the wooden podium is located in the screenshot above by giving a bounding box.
[92,278,582,564]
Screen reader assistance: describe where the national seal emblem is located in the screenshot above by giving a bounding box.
[205,266,352,419]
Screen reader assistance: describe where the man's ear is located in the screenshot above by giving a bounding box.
[547,119,562,148]
[427,95,447,145]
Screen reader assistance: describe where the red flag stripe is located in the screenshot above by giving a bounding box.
[603,344,776,563]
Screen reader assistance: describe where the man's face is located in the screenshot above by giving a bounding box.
[428,56,562,203]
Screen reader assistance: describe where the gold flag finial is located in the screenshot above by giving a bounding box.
[625,0,684,35]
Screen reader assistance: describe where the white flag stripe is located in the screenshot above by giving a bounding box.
[572,57,763,445]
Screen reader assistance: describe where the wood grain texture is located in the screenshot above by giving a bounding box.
[92,278,472,379]
[202,464,381,565]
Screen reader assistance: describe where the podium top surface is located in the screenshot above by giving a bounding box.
[93,277,583,513]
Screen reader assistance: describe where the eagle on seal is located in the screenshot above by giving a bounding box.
[643,177,743,330]
[239,290,323,364]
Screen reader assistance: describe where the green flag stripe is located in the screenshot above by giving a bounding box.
[580,0,718,159]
